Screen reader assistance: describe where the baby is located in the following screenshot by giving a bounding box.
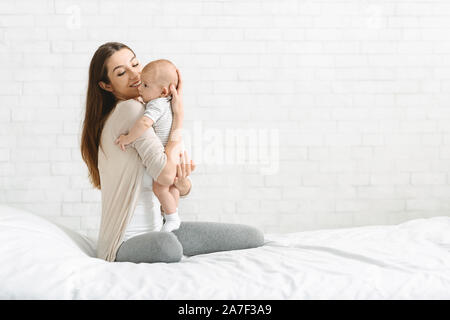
[115,59,182,232]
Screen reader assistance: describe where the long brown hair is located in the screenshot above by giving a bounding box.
[80,42,134,189]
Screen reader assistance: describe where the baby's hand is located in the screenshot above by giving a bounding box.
[134,96,144,104]
[115,134,131,152]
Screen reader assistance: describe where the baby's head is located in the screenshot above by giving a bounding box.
[138,59,178,103]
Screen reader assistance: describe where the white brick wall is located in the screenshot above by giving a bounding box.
[1,0,450,240]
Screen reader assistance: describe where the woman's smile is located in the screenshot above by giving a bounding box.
[130,80,141,87]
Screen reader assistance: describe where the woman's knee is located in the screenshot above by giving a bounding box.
[115,231,183,263]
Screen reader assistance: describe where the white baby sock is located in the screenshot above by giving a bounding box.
[161,209,181,232]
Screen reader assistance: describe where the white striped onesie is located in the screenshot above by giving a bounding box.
[143,96,185,153]
[143,96,173,147]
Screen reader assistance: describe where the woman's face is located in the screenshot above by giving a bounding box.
[99,48,143,101]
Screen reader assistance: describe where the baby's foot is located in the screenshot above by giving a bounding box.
[160,210,181,232]
[161,219,180,232]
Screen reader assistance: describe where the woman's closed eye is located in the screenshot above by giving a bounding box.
[117,63,139,77]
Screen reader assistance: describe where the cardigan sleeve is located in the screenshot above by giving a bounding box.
[131,129,167,181]
[113,99,167,181]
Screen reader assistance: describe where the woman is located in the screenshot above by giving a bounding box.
[80,42,264,263]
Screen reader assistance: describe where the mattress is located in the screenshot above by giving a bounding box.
[1,204,449,299]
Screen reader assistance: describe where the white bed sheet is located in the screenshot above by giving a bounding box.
[0,205,449,299]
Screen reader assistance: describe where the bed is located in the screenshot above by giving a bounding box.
[1,204,449,299]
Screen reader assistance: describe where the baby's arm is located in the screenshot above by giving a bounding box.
[115,116,154,151]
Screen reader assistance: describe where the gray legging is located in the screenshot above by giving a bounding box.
[115,221,265,263]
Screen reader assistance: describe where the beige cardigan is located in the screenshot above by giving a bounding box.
[97,99,167,262]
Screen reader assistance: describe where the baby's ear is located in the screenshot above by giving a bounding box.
[161,87,169,96]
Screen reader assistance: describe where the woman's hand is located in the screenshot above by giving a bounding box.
[174,150,195,196]
[170,68,184,116]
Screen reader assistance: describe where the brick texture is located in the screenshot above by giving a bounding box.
[1,0,449,240]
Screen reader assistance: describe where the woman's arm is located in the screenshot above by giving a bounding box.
[112,99,177,186]
[156,68,185,186]
[115,116,154,151]
[156,108,183,186]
